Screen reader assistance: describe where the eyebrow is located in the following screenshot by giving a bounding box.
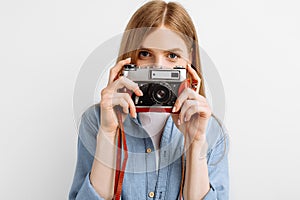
[139,46,183,53]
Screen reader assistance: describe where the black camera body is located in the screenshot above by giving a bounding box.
[122,64,187,112]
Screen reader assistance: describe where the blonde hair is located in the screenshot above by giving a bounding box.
[117,0,205,97]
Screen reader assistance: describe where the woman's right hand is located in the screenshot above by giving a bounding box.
[99,58,143,139]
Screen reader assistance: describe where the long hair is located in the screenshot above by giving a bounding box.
[117,0,205,97]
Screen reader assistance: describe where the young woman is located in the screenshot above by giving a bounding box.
[69,1,229,199]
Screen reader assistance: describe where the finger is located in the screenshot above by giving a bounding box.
[112,76,143,96]
[119,93,137,118]
[112,93,137,118]
[119,98,129,114]
[187,64,201,93]
[108,58,131,84]
[184,102,210,122]
[187,64,200,82]
[178,100,194,124]
[172,88,201,113]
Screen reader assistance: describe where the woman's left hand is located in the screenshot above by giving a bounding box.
[171,65,212,145]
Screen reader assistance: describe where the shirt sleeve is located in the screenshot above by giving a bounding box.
[69,106,105,200]
[203,117,230,200]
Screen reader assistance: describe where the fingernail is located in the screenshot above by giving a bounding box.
[172,106,176,113]
[178,119,181,125]
[133,113,137,118]
[126,57,131,61]
[184,117,187,122]
[139,90,143,96]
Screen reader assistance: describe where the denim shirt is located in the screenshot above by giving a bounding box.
[69,104,229,200]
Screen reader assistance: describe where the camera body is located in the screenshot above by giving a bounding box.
[122,64,187,112]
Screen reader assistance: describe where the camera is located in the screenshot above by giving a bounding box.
[121,64,187,112]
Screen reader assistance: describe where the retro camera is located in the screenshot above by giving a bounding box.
[121,64,187,112]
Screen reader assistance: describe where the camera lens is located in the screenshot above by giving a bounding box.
[151,83,172,104]
[156,89,166,100]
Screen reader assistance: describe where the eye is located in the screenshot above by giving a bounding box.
[138,50,151,58]
[168,52,179,60]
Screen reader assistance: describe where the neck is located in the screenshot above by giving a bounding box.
[139,112,170,149]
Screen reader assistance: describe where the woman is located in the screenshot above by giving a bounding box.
[69,1,229,199]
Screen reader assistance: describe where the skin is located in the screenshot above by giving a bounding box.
[90,26,211,200]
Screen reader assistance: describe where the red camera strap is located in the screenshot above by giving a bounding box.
[113,111,128,200]
[179,152,185,200]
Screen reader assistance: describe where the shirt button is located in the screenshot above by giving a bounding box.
[148,191,155,198]
[146,148,152,153]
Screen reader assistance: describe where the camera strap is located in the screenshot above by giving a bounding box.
[179,152,185,200]
[113,110,128,200]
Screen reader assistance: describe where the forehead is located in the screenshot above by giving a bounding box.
[140,28,189,54]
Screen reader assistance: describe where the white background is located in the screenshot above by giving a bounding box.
[1,0,299,199]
